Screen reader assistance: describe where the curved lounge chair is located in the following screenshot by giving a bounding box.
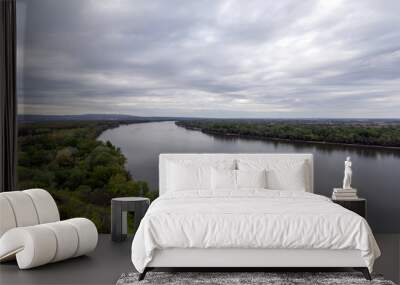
[0,189,98,269]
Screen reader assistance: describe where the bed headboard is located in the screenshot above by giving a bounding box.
[159,153,314,196]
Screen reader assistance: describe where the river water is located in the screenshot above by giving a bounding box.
[99,121,400,233]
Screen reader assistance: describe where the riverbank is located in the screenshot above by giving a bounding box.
[176,121,400,150]
[17,120,158,233]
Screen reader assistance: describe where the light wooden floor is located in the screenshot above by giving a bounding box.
[0,234,398,285]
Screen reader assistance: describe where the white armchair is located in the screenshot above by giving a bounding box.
[0,188,98,269]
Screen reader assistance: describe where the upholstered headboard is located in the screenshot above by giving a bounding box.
[159,153,314,196]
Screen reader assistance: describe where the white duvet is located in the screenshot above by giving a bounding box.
[131,190,380,273]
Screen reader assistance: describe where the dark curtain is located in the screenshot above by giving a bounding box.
[0,0,17,192]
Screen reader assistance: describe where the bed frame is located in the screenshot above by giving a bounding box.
[138,154,371,280]
[140,248,370,280]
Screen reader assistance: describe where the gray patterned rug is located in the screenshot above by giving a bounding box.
[116,272,396,285]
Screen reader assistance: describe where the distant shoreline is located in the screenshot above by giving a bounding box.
[177,123,400,151]
[21,119,400,151]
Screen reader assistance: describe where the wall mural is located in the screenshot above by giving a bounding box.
[16,0,400,233]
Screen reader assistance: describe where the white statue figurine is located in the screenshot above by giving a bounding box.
[343,156,352,189]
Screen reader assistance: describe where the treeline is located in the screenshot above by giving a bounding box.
[17,121,158,233]
[176,120,400,147]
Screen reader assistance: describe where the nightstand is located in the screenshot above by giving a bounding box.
[332,198,366,218]
[111,197,150,242]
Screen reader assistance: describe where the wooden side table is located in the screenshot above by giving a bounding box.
[332,198,367,218]
[111,197,150,242]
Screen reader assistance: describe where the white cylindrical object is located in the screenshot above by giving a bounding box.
[65,218,98,257]
[24,189,60,223]
[0,226,57,269]
[43,221,79,262]
[1,191,39,227]
[0,196,17,237]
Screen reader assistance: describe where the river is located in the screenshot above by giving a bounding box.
[99,121,400,233]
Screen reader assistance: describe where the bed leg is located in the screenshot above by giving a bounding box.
[138,268,148,281]
[354,267,371,280]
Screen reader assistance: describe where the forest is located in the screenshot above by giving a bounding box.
[176,120,400,148]
[17,120,158,233]
[16,118,400,234]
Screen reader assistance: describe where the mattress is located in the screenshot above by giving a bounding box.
[131,190,380,273]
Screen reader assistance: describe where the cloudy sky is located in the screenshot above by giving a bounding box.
[17,0,400,118]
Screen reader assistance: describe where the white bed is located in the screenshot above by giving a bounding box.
[131,154,380,280]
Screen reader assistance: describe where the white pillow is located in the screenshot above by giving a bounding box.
[238,159,307,191]
[236,169,267,189]
[167,162,211,192]
[211,168,236,191]
[267,161,307,191]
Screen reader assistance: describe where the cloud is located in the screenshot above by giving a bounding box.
[17,0,400,118]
